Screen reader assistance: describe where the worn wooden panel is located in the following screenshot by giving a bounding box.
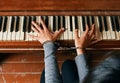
[0,74,40,83]
[0,0,120,11]
[0,50,116,83]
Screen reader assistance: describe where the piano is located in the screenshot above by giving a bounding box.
[0,0,120,53]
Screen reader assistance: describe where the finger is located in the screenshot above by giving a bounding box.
[90,35,96,41]
[54,28,65,38]
[32,21,42,32]
[31,25,39,34]
[40,18,47,30]
[74,29,79,39]
[89,39,101,46]
[89,24,95,36]
[28,35,39,40]
[84,24,89,36]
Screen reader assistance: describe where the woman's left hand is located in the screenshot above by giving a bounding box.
[29,18,64,44]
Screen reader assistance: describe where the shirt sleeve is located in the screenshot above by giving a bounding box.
[43,42,62,83]
[75,54,88,83]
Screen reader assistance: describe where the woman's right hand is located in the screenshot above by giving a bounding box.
[74,24,100,55]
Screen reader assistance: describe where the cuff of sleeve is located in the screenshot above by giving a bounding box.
[43,42,59,49]
[75,54,86,62]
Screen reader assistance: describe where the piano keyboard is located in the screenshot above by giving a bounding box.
[0,16,120,41]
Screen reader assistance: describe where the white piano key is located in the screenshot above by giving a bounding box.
[11,31,16,40]
[115,31,120,40]
[89,16,93,27]
[107,16,116,39]
[19,16,24,40]
[84,16,87,26]
[72,16,75,39]
[32,16,40,41]
[56,16,60,40]
[77,16,81,36]
[101,16,109,40]
[3,16,8,41]
[102,16,111,39]
[59,16,64,40]
[31,16,37,41]
[115,16,120,40]
[28,31,33,41]
[1,16,5,40]
[15,16,21,40]
[79,16,84,36]
[56,16,58,31]
[25,16,30,41]
[0,31,3,40]
[95,16,102,39]
[67,16,73,40]
[7,16,12,40]
[0,26,3,40]
[28,16,34,41]
[49,16,53,32]
[11,16,16,40]
[63,16,69,40]
[36,16,41,25]
[0,16,3,40]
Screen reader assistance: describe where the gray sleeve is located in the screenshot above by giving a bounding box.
[75,54,88,83]
[43,42,62,83]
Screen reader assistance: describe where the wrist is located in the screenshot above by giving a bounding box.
[76,47,85,55]
[43,40,53,45]
[43,41,60,50]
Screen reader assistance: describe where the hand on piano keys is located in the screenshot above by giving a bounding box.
[0,15,119,41]
[29,18,64,44]
[0,15,120,52]
[74,24,100,55]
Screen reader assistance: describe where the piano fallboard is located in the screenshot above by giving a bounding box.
[0,0,120,16]
[0,40,119,53]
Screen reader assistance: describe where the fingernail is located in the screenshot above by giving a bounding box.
[62,28,65,30]
[32,21,34,24]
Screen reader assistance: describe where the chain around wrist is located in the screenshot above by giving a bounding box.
[76,47,85,50]
[43,40,53,45]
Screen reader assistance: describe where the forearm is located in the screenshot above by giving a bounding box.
[75,54,88,83]
[43,42,62,83]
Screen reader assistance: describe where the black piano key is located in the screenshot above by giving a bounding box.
[86,16,90,28]
[70,16,73,31]
[82,16,86,31]
[10,16,15,32]
[58,16,61,30]
[40,16,44,29]
[98,16,103,32]
[103,16,108,31]
[91,16,94,24]
[33,16,36,22]
[53,16,56,31]
[118,16,120,28]
[15,16,20,32]
[0,16,3,31]
[23,16,27,32]
[3,16,7,32]
[114,16,120,31]
[45,16,49,28]
[28,16,32,32]
[41,16,44,21]
[110,16,115,31]
[75,16,78,29]
[62,16,65,28]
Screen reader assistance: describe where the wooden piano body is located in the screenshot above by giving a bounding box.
[0,0,120,53]
[0,0,120,83]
